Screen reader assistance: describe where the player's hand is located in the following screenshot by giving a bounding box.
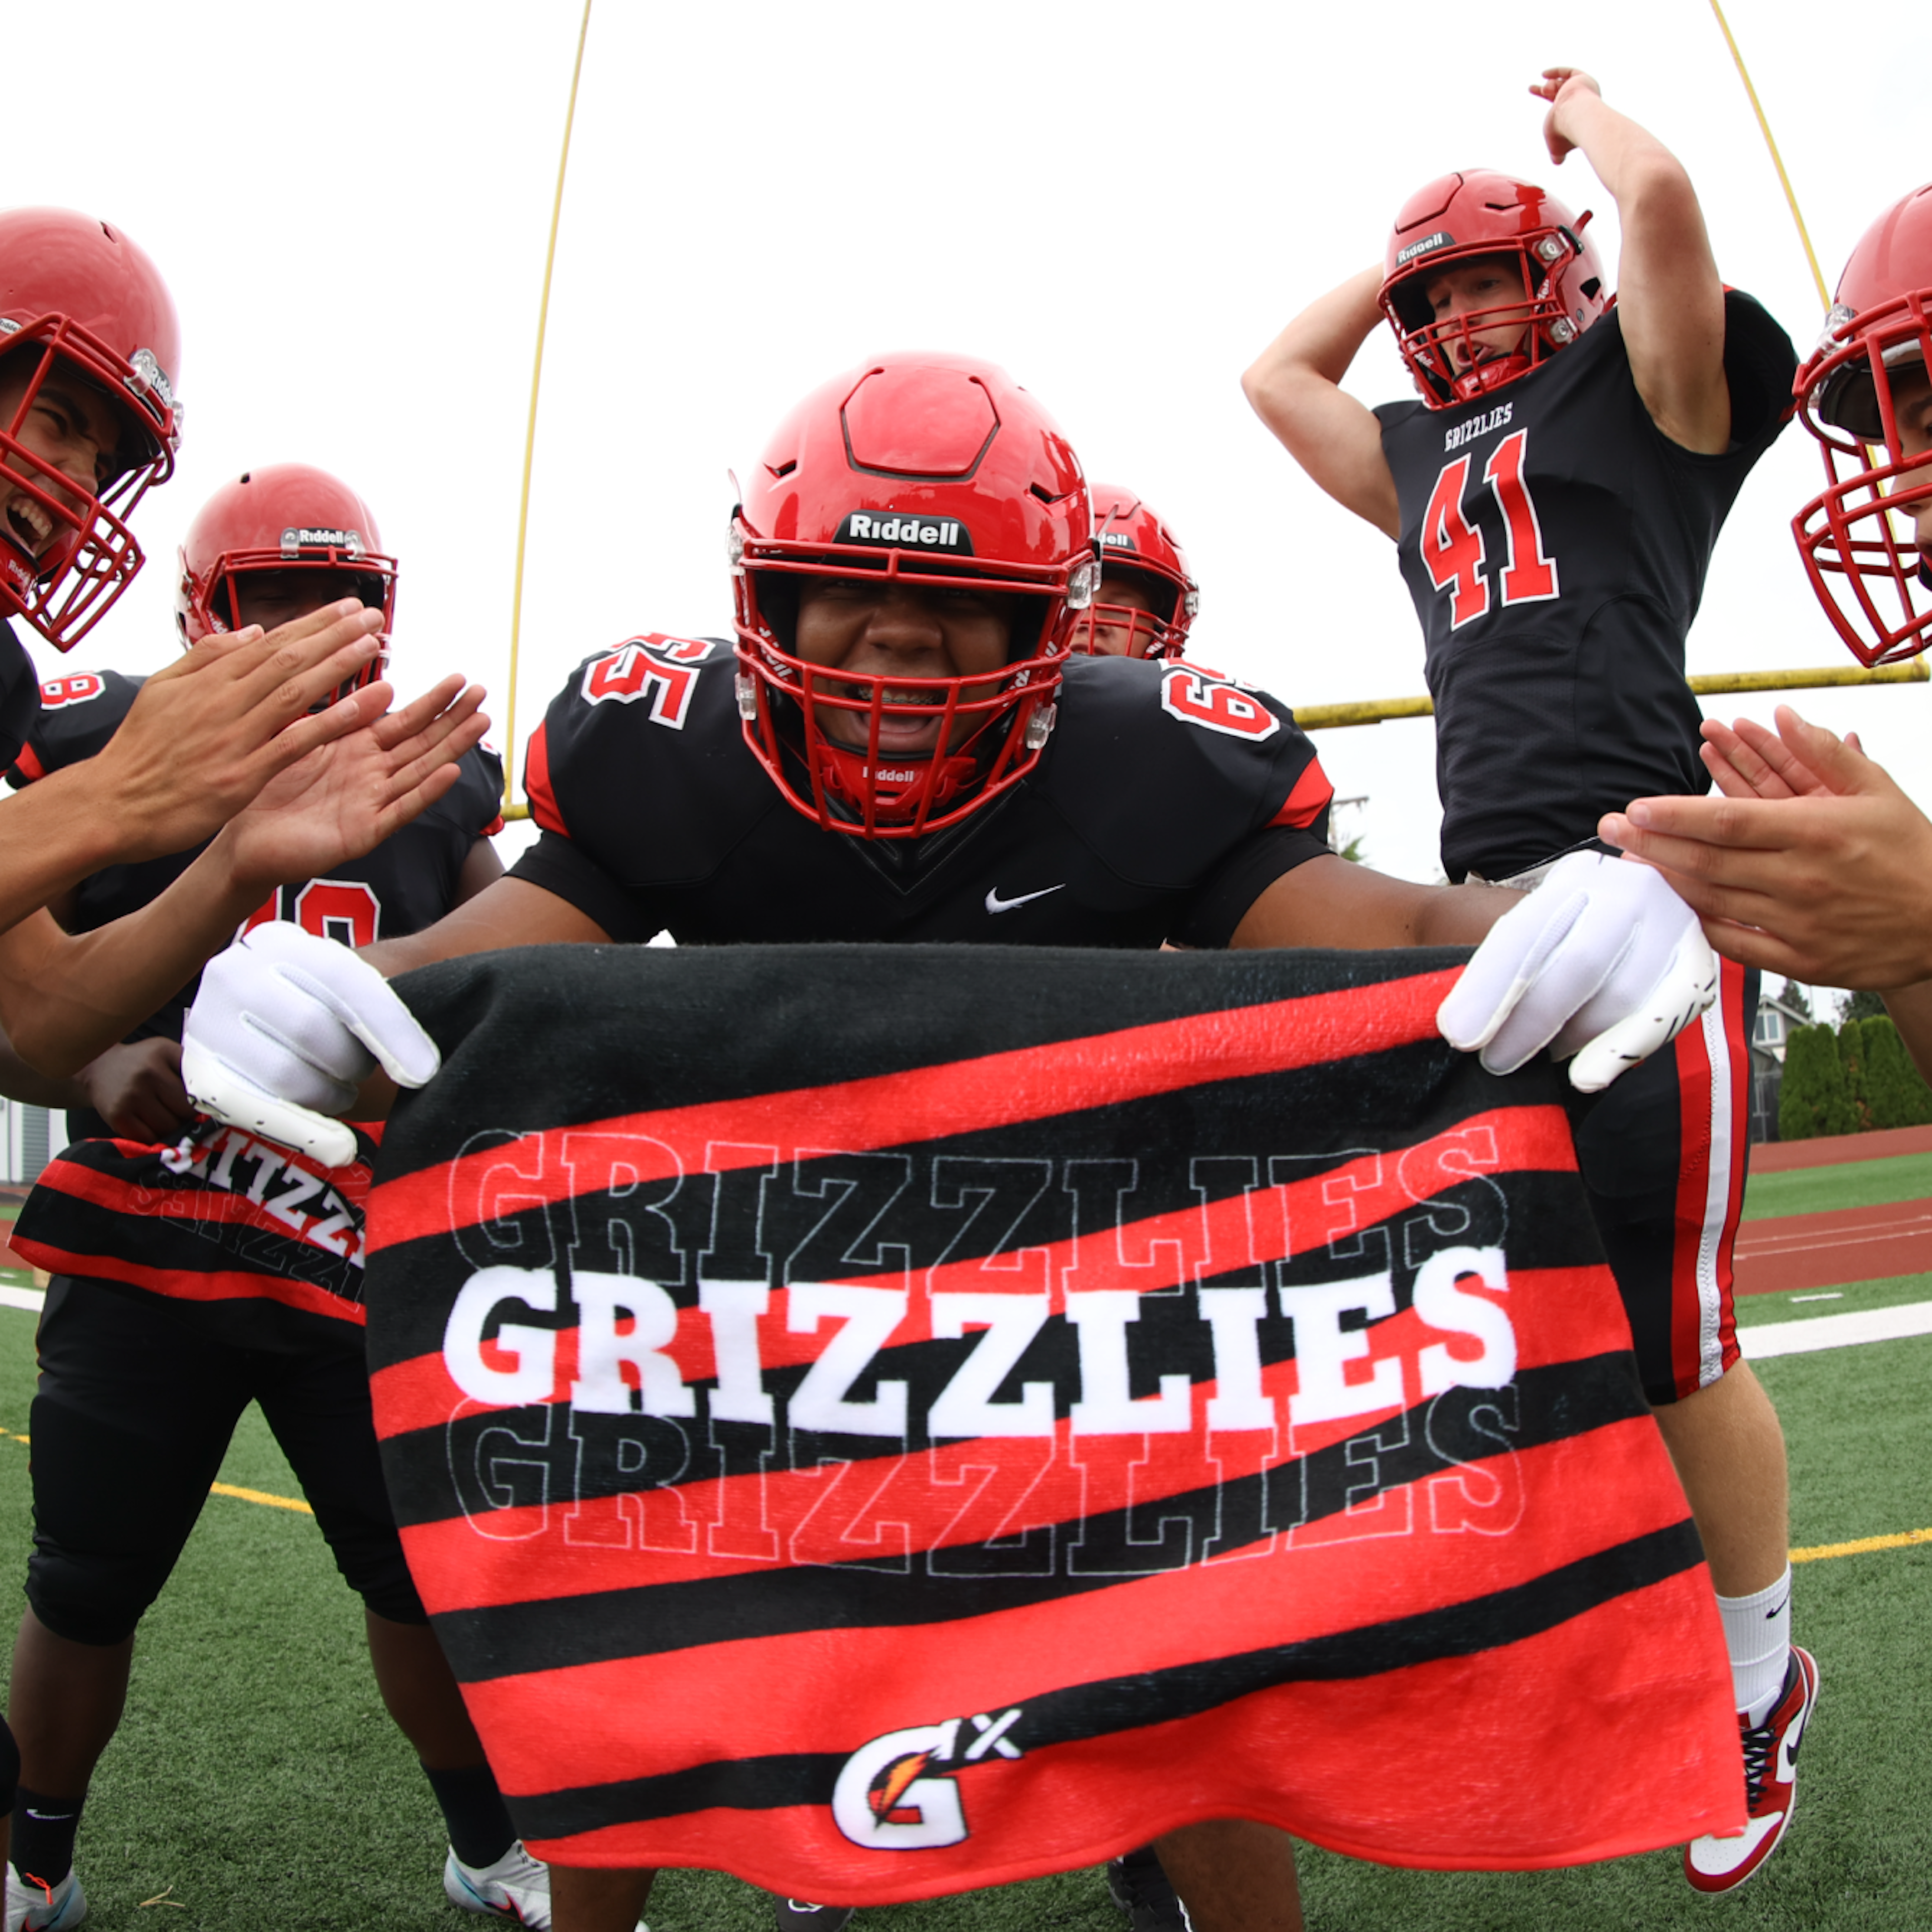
[181,923,439,1168]
[1438,851,1717,1091]
[73,1037,193,1144]
[85,602,388,862]
[1601,708,1932,989]
[216,676,490,897]
[1530,66,1601,165]
[1700,707,1865,803]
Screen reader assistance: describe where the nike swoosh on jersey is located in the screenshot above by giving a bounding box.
[23,1811,75,1821]
[985,884,1065,914]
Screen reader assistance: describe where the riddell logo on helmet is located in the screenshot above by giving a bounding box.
[1395,230,1455,266]
[1099,531,1139,551]
[281,526,364,556]
[837,512,975,555]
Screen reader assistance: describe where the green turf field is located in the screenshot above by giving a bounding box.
[1741,1149,1932,1222]
[0,1304,1923,1930]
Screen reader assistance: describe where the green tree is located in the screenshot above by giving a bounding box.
[1844,988,1889,1024]
[1837,1022,1873,1130]
[1780,982,1816,1024]
[1857,1016,1932,1129]
[1779,1022,1860,1140]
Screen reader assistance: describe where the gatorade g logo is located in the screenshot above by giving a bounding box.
[836,512,975,555]
[830,1708,1024,1849]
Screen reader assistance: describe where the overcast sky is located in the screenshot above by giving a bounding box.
[15,0,1932,993]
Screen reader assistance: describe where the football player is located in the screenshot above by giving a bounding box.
[1609,186,1932,1075]
[0,467,566,1932]
[1076,485,1199,659]
[1240,70,1809,1893]
[178,353,1719,1932]
[0,208,423,940]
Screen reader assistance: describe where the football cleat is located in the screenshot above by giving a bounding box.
[771,1899,855,1930]
[444,1842,557,1926]
[1107,1846,1193,1931]
[4,1866,86,1932]
[1684,1646,1819,1894]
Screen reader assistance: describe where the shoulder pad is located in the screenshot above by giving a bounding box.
[12,670,143,783]
[529,634,774,884]
[1043,656,1330,888]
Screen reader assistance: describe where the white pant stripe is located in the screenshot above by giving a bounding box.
[1694,990,1735,1389]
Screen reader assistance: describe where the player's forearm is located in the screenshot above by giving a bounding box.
[0,837,266,1077]
[1549,89,1691,213]
[0,766,140,937]
[1230,855,1516,950]
[1882,984,1932,1087]
[363,876,613,981]
[1242,269,1400,536]
[1410,881,1521,948]
[0,1028,88,1110]
[1243,267,1385,403]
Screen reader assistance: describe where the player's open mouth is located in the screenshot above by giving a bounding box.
[871,689,947,752]
[3,492,53,559]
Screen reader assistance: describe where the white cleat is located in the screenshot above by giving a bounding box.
[443,1842,647,1930]
[4,1867,86,1932]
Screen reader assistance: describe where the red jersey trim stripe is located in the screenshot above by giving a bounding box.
[7,1239,364,1324]
[524,721,564,838]
[1269,756,1335,830]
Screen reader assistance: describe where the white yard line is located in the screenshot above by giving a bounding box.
[1740,1300,1932,1358]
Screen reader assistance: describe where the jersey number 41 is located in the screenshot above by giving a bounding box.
[1420,429,1559,630]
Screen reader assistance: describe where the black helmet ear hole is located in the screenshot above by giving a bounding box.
[1389,278,1434,334]
[1819,367,1884,442]
[1011,594,1052,660]
[755,574,799,650]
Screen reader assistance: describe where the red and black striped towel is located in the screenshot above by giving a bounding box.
[365,943,1740,1900]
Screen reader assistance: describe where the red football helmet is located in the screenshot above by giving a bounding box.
[0,208,182,650]
[732,352,1095,838]
[1379,170,1608,409]
[177,465,396,700]
[1073,484,1199,659]
[1793,185,1932,665]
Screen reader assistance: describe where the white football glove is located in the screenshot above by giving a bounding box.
[181,922,441,1167]
[1438,852,1718,1093]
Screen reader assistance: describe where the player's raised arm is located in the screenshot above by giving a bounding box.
[1242,266,1402,536]
[0,673,488,1077]
[1531,66,1729,452]
[0,603,387,934]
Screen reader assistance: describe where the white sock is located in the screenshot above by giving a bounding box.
[1717,1564,1792,1726]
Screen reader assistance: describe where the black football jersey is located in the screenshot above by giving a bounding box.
[1375,291,1797,882]
[0,618,38,774]
[511,639,1336,950]
[4,667,504,1345]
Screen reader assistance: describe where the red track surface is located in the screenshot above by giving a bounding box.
[1750,1121,1932,1173]
[1735,1197,1932,1297]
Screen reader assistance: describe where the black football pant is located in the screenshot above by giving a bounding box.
[25,1275,426,1647]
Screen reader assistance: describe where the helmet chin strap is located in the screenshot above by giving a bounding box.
[816,739,979,823]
